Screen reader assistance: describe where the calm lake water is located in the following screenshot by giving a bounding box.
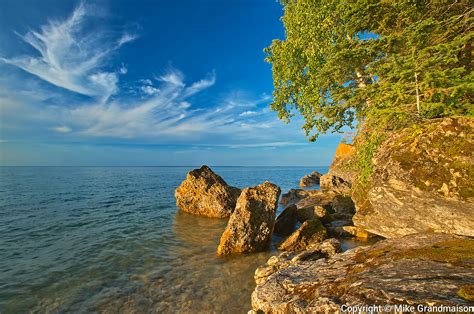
[1,166,345,313]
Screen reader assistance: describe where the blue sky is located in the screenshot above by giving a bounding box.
[0,0,344,166]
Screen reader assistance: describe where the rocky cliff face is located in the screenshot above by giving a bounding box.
[320,142,356,194]
[353,117,474,238]
[251,233,474,313]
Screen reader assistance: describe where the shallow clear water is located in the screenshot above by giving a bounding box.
[0,166,338,313]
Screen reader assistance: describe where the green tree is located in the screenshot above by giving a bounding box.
[265,0,473,140]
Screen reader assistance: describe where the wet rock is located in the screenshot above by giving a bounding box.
[252,233,474,313]
[299,171,322,187]
[278,219,327,251]
[353,117,474,238]
[175,165,241,218]
[217,181,281,255]
[273,205,298,236]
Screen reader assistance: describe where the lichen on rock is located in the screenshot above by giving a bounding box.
[252,233,474,313]
[352,117,474,238]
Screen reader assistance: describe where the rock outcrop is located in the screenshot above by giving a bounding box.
[353,117,474,238]
[320,142,356,195]
[277,188,362,241]
[278,219,327,251]
[217,182,281,255]
[299,171,322,187]
[252,233,474,313]
[175,165,241,218]
[280,189,336,207]
[254,238,341,285]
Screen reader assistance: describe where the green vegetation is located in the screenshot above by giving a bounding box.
[266,0,473,141]
[266,0,473,186]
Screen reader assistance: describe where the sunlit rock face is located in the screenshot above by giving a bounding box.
[252,233,474,313]
[217,181,281,255]
[353,117,474,238]
[277,219,327,252]
[320,142,356,195]
[299,171,322,187]
[175,165,241,218]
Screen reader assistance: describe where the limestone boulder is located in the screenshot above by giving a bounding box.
[217,181,281,255]
[175,165,241,218]
[299,171,322,187]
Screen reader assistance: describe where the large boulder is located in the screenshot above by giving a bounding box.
[217,181,281,255]
[175,165,241,218]
[299,171,322,187]
[353,117,474,238]
[278,219,327,252]
[252,233,474,313]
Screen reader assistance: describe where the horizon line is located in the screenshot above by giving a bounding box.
[0,165,331,168]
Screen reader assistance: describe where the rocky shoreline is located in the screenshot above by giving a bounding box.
[173,118,473,312]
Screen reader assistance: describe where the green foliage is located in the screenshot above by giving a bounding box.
[353,131,385,184]
[266,0,473,141]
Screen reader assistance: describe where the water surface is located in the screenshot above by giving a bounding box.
[0,166,335,313]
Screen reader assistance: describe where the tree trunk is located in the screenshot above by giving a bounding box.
[415,71,421,115]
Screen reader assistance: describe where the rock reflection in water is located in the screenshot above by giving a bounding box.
[94,210,275,313]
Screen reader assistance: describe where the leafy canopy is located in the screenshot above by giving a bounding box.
[265,0,473,140]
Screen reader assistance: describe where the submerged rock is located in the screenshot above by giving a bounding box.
[175,165,241,218]
[278,219,327,251]
[273,205,298,236]
[353,117,474,238]
[299,171,322,187]
[252,233,474,313]
[217,181,281,255]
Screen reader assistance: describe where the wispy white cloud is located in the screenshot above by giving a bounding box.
[183,70,216,97]
[0,3,136,100]
[0,4,318,149]
[52,126,72,133]
[140,85,160,95]
[239,110,258,117]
